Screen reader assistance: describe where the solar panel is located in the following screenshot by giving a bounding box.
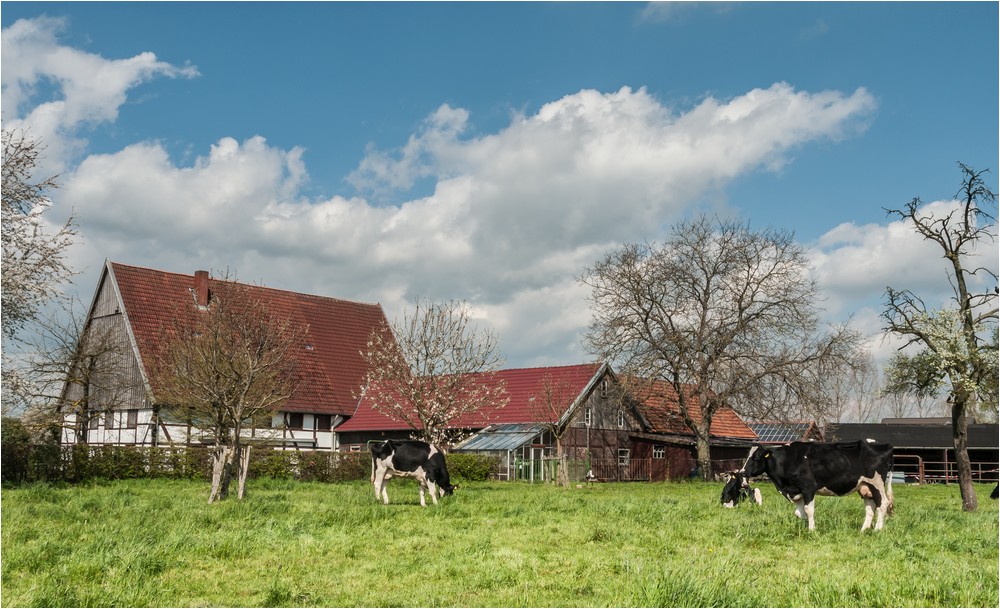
[749,422,812,443]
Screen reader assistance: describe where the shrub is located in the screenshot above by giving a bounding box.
[445,453,499,482]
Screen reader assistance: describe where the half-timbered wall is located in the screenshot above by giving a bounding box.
[62,271,151,445]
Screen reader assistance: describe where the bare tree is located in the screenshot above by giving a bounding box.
[527,373,579,487]
[582,215,863,479]
[150,276,305,503]
[5,299,143,441]
[360,299,508,447]
[2,128,76,343]
[882,163,998,512]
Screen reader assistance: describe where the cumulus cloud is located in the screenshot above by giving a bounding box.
[8,16,883,366]
[809,199,999,362]
[1,16,198,173]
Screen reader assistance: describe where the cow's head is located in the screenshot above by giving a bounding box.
[740,446,770,477]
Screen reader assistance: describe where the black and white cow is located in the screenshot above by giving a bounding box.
[720,471,762,508]
[370,439,455,507]
[740,439,894,531]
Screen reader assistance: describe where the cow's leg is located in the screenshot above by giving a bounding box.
[861,497,875,530]
[872,484,887,530]
[419,480,431,507]
[427,481,439,505]
[792,498,806,520]
[374,468,390,505]
[804,499,817,530]
[373,466,384,501]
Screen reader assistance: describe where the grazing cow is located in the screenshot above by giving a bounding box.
[720,471,762,508]
[740,439,894,531]
[370,439,455,507]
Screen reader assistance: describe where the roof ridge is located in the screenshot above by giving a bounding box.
[109,260,382,309]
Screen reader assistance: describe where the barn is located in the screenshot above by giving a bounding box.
[340,363,759,482]
[826,418,999,484]
[59,260,389,450]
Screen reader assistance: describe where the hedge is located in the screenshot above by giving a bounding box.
[0,441,499,485]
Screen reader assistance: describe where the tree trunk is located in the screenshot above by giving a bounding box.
[237,445,251,500]
[695,424,712,481]
[555,437,569,487]
[952,394,978,512]
[209,445,234,504]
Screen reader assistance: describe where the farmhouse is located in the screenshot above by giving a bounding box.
[340,363,758,481]
[59,261,389,450]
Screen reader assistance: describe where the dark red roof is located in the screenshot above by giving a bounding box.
[336,363,604,432]
[107,261,388,416]
[632,380,757,440]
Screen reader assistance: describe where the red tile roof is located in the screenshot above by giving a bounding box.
[336,363,604,432]
[631,380,757,440]
[107,261,388,416]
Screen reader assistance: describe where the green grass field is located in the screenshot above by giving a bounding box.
[1,478,997,607]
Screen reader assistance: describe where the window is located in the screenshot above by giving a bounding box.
[653,445,665,459]
[618,448,630,466]
[316,414,332,431]
[126,410,138,429]
[600,379,609,398]
[287,412,304,430]
[617,410,625,428]
[584,406,592,426]
[89,414,100,430]
[104,411,115,429]
[349,445,362,452]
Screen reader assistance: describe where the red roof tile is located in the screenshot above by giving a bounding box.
[336,363,604,432]
[631,380,757,440]
[108,261,388,416]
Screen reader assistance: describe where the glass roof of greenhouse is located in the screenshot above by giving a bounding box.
[453,423,546,452]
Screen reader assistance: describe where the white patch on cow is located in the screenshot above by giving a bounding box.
[752,488,762,505]
[722,500,735,508]
[804,500,817,530]
[740,447,758,473]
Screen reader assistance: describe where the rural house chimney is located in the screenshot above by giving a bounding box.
[193,270,210,306]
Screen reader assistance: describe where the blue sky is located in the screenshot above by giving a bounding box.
[3,1,998,368]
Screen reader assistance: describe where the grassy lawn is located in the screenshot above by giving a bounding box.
[1,478,997,607]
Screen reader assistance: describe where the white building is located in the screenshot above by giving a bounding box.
[60,260,389,450]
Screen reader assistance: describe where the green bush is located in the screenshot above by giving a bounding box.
[0,441,487,485]
[249,449,297,479]
[445,453,499,482]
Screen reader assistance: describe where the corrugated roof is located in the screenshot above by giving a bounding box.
[108,261,388,416]
[827,422,999,449]
[453,424,546,452]
[336,363,603,432]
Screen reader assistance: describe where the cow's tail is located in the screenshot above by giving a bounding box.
[885,471,895,516]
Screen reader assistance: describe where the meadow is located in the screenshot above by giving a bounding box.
[1,478,997,607]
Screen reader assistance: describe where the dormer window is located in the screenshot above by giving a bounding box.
[618,409,625,428]
[585,406,592,426]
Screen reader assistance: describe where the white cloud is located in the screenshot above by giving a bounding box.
[1,16,198,174]
[7,17,882,366]
[809,199,999,365]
